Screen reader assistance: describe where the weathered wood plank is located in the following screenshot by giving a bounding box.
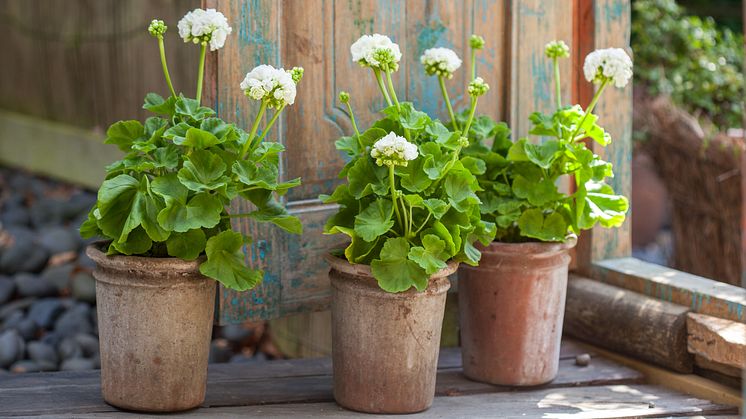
[575,0,632,272]
[0,341,643,417]
[564,276,693,372]
[0,111,121,188]
[26,385,737,418]
[687,313,746,370]
[594,257,746,324]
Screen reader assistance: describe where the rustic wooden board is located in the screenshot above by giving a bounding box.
[594,258,746,324]
[687,313,746,369]
[0,341,644,417]
[203,0,534,323]
[20,385,737,418]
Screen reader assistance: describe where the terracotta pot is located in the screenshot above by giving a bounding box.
[327,255,456,414]
[86,244,216,412]
[458,238,576,386]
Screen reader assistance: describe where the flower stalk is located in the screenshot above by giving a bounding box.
[570,79,609,141]
[158,37,177,97]
[241,100,267,157]
[438,76,459,130]
[196,44,207,104]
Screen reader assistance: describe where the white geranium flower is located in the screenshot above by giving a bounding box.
[583,48,633,88]
[420,47,462,79]
[350,34,402,71]
[240,65,297,108]
[177,8,232,51]
[370,132,418,167]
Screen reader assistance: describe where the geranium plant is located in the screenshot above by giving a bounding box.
[80,9,303,291]
[466,40,630,243]
[322,34,495,293]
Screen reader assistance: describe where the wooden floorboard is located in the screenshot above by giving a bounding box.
[0,339,736,418]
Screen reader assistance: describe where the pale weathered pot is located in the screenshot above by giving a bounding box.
[458,237,576,386]
[86,244,216,412]
[327,255,456,414]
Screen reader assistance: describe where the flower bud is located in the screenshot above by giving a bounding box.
[468,77,490,97]
[290,67,304,84]
[458,136,470,147]
[339,91,350,104]
[470,34,485,50]
[545,40,570,59]
[148,19,167,38]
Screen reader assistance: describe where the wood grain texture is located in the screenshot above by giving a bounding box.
[575,0,632,273]
[594,258,746,324]
[0,341,648,417]
[564,276,693,372]
[687,313,746,370]
[0,0,199,130]
[206,0,517,323]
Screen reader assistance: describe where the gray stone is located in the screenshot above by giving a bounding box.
[10,360,42,373]
[40,331,63,347]
[73,333,99,357]
[57,337,82,360]
[27,298,65,329]
[0,231,35,274]
[575,353,592,367]
[27,341,59,365]
[38,227,82,255]
[53,303,93,336]
[0,330,25,368]
[14,273,57,298]
[0,298,35,320]
[1,310,24,331]
[41,264,74,292]
[14,318,39,341]
[60,357,94,371]
[0,206,30,227]
[209,338,233,364]
[77,249,96,269]
[0,277,15,304]
[63,193,96,219]
[29,198,66,229]
[36,359,57,372]
[70,272,96,303]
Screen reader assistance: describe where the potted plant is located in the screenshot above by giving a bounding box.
[457,40,631,385]
[322,34,494,413]
[80,9,303,412]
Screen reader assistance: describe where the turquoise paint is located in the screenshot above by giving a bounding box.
[530,53,551,111]
[518,2,545,18]
[240,0,278,65]
[727,301,744,320]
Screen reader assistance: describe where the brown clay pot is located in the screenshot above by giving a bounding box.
[327,255,456,414]
[86,244,216,412]
[458,238,576,386]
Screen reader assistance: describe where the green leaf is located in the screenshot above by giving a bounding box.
[163,122,191,144]
[109,227,153,255]
[444,170,479,206]
[347,157,388,199]
[578,182,629,229]
[200,118,234,140]
[246,203,303,234]
[371,237,429,292]
[517,209,568,242]
[523,140,561,169]
[105,121,145,152]
[79,207,102,239]
[358,127,388,149]
[426,121,461,150]
[423,198,449,219]
[399,157,432,192]
[152,145,181,170]
[335,136,360,157]
[166,229,206,260]
[178,128,222,148]
[178,150,228,192]
[421,143,448,180]
[151,173,189,203]
[143,93,176,116]
[512,175,561,207]
[460,156,486,175]
[175,97,215,121]
[232,160,279,190]
[354,199,394,241]
[157,193,223,233]
[408,234,448,275]
[200,231,262,291]
[334,226,382,264]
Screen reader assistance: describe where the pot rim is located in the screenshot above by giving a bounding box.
[324,252,459,280]
[484,234,577,255]
[86,241,205,274]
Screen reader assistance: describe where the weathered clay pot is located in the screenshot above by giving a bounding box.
[458,237,576,386]
[86,244,216,412]
[327,255,456,414]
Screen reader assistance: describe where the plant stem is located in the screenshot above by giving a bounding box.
[462,96,479,136]
[241,100,267,158]
[470,49,477,80]
[384,67,411,140]
[553,57,562,109]
[373,69,393,107]
[196,44,207,104]
[255,104,286,145]
[569,79,609,141]
[438,76,459,130]
[158,37,177,97]
[345,102,361,137]
[413,212,432,235]
[389,165,404,233]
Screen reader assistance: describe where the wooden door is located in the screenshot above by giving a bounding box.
[204,0,574,323]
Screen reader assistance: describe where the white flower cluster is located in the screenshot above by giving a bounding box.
[350,34,402,71]
[420,47,462,78]
[468,77,490,97]
[370,132,418,167]
[583,48,633,88]
[240,65,297,108]
[177,8,232,51]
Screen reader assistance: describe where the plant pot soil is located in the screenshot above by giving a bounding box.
[327,254,456,414]
[86,244,216,412]
[458,238,576,386]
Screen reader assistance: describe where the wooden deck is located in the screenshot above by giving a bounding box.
[0,340,738,418]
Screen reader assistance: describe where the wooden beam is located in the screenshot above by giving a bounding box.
[594,258,746,324]
[564,276,693,372]
[687,313,745,371]
[0,110,120,189]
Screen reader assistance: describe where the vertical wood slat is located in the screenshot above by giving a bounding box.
[208,0,598,323]
[575,0,633,273]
